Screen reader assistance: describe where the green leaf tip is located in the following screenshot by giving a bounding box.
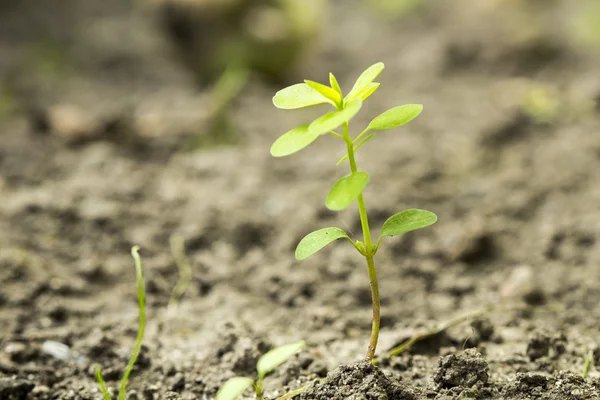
[329,73,343,96]
[379,209,437,240]
[270,124,319,157]
[346,62,385,102]
[304,80,342,107]
[326,171,370,211]
[215,377,254,400]
[360,82,380,101]
[273,83,331,109]
[295,227,350,260]
[257,341,305,378]
[367,104,423,132]
[309,98,362,135]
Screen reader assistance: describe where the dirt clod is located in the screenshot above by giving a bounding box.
[503,371,598,399]
[299,360,418,400]
[0,376,35,400]
[527,331,551,361]
[432,349,489,390]
[527,331,567,361]
[211,323,271,376]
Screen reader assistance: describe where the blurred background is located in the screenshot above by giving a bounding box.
[0,0,599,143]
[2,0,600,398]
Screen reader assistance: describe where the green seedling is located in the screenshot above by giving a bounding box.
[216,341,305,400]
[168,234,192,311]
[582,349,594,379]
[270,62,437,360]
[95,246,146,400]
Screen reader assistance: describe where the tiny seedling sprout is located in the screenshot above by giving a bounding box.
[95,246,146,400]
[216,341,305,400]
[168,234,192,311]
[270,62,437,360]
[582,349,594,379]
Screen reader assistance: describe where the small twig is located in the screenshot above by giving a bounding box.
[377,303,563,363]
[275,378,326,400]
[379,305,495,362]
[275,385,308,400]
[276,303,562,397]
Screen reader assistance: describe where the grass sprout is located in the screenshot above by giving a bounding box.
[168,234,192,311]
[95,246,146,400]
[582,349,594,379]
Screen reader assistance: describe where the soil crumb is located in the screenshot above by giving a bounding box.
[299,360,418,400]
[0,376,35,400]
[432,348,489,390]
[502,371,600,400]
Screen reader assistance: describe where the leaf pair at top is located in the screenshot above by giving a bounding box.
[270,62,424,159]
[270,61,379,158]
[295,209,437,260]
[272,62,384,110]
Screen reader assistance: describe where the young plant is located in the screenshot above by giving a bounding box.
[270,62,437,360]
[95,246,146,400]
[216,341,305,400]
[168,233,192,312]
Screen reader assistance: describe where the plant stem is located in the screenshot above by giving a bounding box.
[342,122,380,360]
[118,246,146,400]
[256,380,264,400]
[365,254,380,360]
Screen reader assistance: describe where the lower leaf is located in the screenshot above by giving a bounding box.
[379,209,437,241]
[295,227,351,260]
[215,377,254,400]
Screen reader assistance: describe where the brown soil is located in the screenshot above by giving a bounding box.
[2,1,600,399]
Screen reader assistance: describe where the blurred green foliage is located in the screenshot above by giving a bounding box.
[573,0,600,46]
[0,84,19,126]
[26,39,75,81]
[159,0,325,85]
[521,85,560,123]
[369,0,426,19]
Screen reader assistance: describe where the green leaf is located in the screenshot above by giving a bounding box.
[309,99,362,135]
[326,172,370,211]
[305,80,341,106]
[295,228,350,260]
[366,104,423,132]
[215,377,254,400]
[270,125,319,157]
[273,83,331,109]
[360,82,380,101]
[257,341,305,379]
[329,73,343,96]
[336,133,376,165]
[345,62,385,102]
[379,209,437,240]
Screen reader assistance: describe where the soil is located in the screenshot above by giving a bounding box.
[2,0,600,399]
